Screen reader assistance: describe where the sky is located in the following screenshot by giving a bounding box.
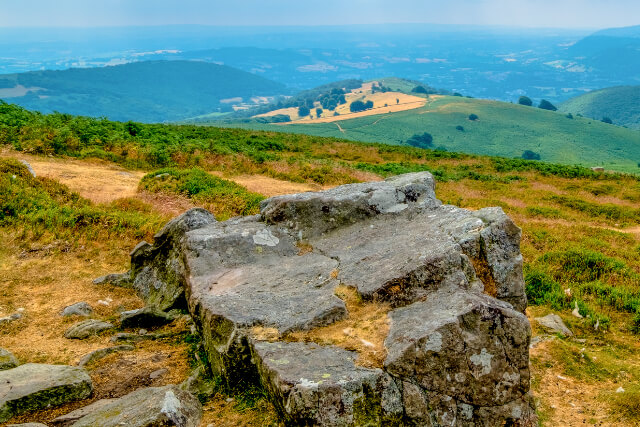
[0,0,638,29]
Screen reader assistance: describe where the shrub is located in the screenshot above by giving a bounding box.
[518,96,533,106]
[405,132,434,149]
[298,106,310,117]
[468,114,479,121]
[455,125,464,132]
[602,117,613,124]
[522,150,541,160]
[412,85,428,94]
[540,248,628,282]
[538,100,557,111]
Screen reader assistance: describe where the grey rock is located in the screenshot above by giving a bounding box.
[109,332,174,343]
[8,423,49,427]
[149,368,168,379]
[0,348,19,371]
[535,313,573,336]
[64,319,114,339]
[78,345,135,367]
[0,311,23,325]
[252,341,403,425]
[92,272,132,287]
[120,306,174,329]
[19,159,36,177]
[105,172,533,426]
[180,366,217,402]
[70,385,202,427]
[52,398,116,426]
[61,302,93,317]
[385,289,531,409]
[0,364,92,422]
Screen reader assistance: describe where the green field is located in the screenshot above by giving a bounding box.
[221,96,640,173]
[560,86,640,130]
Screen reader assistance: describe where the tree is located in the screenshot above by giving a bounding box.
[455,125,464,132]
[538,100,557,111]
[316,108,323,118]
[349,100,373,113]
[522,150,541,160]
[518,96,533,106]
[298,106,310,117]
[468,114,479,121]
[396,98,400,104]
[602,116,613,124]
[406,132,434,149]
[412,85,428,94]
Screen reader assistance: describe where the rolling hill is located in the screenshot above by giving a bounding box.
[559,86,640,130]
[211,81,640,173]
[0,60,288,122]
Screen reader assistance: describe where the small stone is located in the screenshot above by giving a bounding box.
[535,313,573,336]
[572,301,584,319]
[225,398,233,403]
[616,387,625,393]
[61,302,93,317]
[18,159,36,177]
[139,328,148,335]
[64,319,114,339]
[149,368,168,379]
[97,300,110,306]
[0,348,19,371]
[0,311,23,325]
[120,307,173,329]
[78,345,135,367]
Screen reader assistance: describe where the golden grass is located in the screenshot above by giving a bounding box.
[285,285,391,369]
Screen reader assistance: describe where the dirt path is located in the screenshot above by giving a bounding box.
[2,152,145,204]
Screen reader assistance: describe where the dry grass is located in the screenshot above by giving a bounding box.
[285,285,391,368]
[213,173,325,196]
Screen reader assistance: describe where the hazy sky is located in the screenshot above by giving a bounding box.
[0,0,638,29]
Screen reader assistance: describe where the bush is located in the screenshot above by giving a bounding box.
[525,270,566,309]
[349,100,373,113]
[405,132,434,149]
[468,114,479,121]
[602,116,613,124]
[522,150,541,160]
[297,106,310,117]
[455,125,464,132]
[538,100,557,111]
[412,85,428,94]
[518,96,533,106]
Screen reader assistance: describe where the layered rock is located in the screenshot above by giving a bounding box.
[105,172,534,426]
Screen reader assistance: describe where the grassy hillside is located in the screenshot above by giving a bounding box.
[0,61,287,123]
[560,86,640,130]
[223,95,640,173]
[2,102,640,425]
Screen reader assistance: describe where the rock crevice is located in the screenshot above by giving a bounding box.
[105,172,535,426]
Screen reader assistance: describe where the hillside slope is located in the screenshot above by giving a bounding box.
[223,95,640,173]
[560,86,640,130]
[0,60,287,122]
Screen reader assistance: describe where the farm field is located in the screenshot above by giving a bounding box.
[226,94,640,173]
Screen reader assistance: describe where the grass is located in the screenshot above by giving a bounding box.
[560,85,640,130]
[139,167,264,220]
[222,95,640,173]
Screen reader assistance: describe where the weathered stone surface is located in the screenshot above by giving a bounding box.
[252,341,403,425]
[92,272,132,287]
[106,172,534,426]
[78,345,135,367]
[0,364,92,422]
[180,365,216,402]
[52,398,116,426]
[61,302,93,317]
[385,289,532,419]
[120,307,174,329]
[535,313,573,336]
[70,385,202,427]
[64,320,114,339]
[8,423,48,427]
[0,348,19,371]
[0,311,23,325]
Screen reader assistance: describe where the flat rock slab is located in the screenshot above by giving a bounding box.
[0,349,19,371]
[535,313,573,336]
[51,398,116,426]
[8,423,48,427]
[253,341,402,425]
[64,319,114,339]
[70,385,202,427]
[0,364,92,422]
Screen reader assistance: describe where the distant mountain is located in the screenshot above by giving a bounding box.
[0,60,287,122]
[560,86,640,129]
[568,26,640,83]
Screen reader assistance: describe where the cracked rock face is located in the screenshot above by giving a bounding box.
[110,172,535,426]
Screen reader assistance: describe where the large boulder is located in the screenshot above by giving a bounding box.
[103,172,534,426]
[0,364,92,422]
[69,385,202,427]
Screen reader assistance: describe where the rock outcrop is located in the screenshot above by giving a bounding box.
[104,172,534,426]
[0,364,92,422]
